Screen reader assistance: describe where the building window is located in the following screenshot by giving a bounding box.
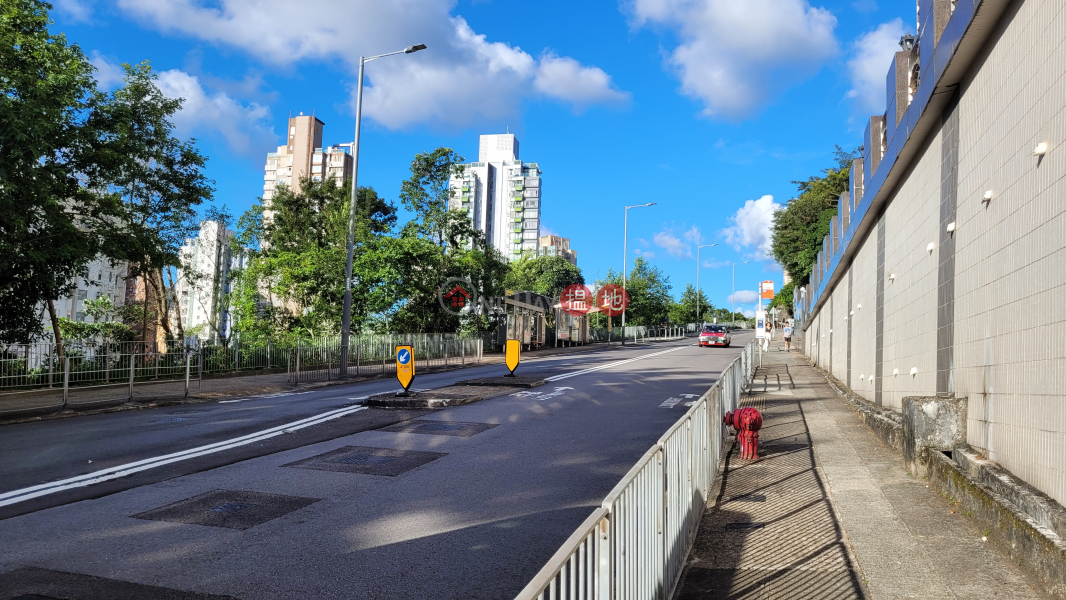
[908,62,920,104]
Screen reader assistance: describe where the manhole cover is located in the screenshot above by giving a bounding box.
[416,422,465,432]
[726,522,764,529]
[210,502,254,514]
[150,417,191,424]
[332,454,400,466]
[282,445,446,476]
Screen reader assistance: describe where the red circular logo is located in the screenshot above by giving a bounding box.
[560,284,594,316]
[596,284,629,317]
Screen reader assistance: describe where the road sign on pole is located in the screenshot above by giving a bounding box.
[395,345,415,394]
[505,339,520,376]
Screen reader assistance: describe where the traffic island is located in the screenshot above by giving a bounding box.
[364,384,516,409]
[453,376,545,388]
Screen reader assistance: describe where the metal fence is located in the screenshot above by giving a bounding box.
[0,333,483,393]
[287,336,483,384]
[515,340,756,600]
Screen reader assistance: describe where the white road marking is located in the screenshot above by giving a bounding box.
[659,397,682,408]
[544,347,685,382]
[0,406,368,508]
[510,386,573,399]
[219,391,312,404]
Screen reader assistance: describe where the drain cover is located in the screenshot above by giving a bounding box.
[726,522,764,529]
[332,454,400,466]
[416,422,465,432]
[132,490,319,530]
[211,502,254,514]
[730,494,767,502]
[380,420,496,438]
[283,445,446,476]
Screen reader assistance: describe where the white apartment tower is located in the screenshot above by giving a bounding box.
[449,134,541,259]
[263,113,353,220]
[175,221,248,343]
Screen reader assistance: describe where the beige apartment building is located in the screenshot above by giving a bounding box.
[263,113,353,220]
[537,235,577,266]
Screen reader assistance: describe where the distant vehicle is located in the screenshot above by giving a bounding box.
[698,324,731,348]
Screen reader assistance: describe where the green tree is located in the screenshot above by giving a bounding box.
[399,147,465,246]
[596,257,673,326]
[669,284,712,325]
[771,147,855,286]
[0,0,126,355]
[92,61,215,344]
[767,280,795,314]
[503,255,584,300]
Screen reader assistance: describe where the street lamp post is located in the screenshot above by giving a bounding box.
[731,261,750,329]
[340,43,427,377]
[696,243,717,325]
[622,202,656,345]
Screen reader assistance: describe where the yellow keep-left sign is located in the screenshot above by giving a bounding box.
[505,339,520,374]
[396,345,415,391]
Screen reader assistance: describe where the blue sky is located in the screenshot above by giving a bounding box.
[54,0,913,317]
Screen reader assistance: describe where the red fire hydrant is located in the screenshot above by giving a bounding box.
[724,407,763,460]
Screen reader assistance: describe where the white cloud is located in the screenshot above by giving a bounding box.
[624,0,839,119]
[702,258,730,269]
[729,290,758,304]
[654,229,692,259]
[534,53,631,110]
[155,70,276,155]
[682,225,702,244]
[89,54,276,155]
[742,308,756,318]
[845,19,906,113]
[115,0,626,129]
[721,195,782,260]
[53,0,93,22]
[89,52,126,90]
[634,248,657,259]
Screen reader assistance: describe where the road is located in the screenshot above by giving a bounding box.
[0,333,753,599]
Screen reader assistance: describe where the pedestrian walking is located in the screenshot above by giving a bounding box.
[783,324,792,351]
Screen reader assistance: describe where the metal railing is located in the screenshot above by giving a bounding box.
[288,336,483,384]
[515,340,756,600]
[0,333,482,392]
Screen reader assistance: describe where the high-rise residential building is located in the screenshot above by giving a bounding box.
[174,220,248,343]
[537,235,577,266]
[262,113,353,220]
[448,134,542,259]
[37,256,129,340]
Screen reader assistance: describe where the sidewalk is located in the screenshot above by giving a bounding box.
[674,339,1047,599]
[0,336,678,422]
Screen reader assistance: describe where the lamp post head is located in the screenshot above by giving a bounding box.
[404,44,428,53]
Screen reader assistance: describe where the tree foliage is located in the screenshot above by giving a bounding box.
[503,255,584,300]
[0,0,125,346]
[595,258,673,326]
[770,147,855,286]
[669,284,712,325]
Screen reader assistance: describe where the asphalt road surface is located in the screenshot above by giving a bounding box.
[0,333,753,600]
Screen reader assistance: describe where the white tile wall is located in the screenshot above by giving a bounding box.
[802,0,1066,505]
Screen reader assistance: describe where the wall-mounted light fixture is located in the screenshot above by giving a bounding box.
[850,310,854,315]
[889,273,897,281]
[899,33,916,51]
[927,242,936,252]
[1033,142,1048,156]
[856,303,862,309]
[982,190,992,203]
[946,222,956,233]
[892,368,899,376]
[869,375,875,382]
[910,367,918,376]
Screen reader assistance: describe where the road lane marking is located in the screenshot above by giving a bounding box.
[544,346,685,382]
[510,386,573,399]
[0,406,368,508]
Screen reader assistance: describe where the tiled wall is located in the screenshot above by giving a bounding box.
[804,0,1066,505]
[952,0,1066,506]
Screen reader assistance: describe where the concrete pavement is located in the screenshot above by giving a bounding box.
[0,334,752,599]
[675,339,1047,599]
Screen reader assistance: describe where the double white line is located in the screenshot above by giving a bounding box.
[545,346,684,381]
[0,405,367,509]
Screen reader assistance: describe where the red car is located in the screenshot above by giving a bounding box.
[698,325,731,347]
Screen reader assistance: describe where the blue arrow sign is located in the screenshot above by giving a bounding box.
[397,349,411,364]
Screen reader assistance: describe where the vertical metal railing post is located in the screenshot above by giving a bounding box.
[381,341,386,374]
[355,341,361,377]
[295,341,301,385]
[184,352,191,398]
[105,344,110,384]
[198,351,203,392]
[61,357,70,409]
[128,352,135,400]
[48,347,54,388]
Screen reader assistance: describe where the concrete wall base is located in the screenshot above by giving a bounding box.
[806,356,1066,599]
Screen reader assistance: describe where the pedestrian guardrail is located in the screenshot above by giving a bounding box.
[288,336,483,383]
[514,340,756,600]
